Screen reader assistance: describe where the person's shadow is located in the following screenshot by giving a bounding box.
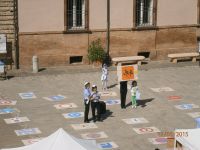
[126,98,154,108]
[89,110,114,122]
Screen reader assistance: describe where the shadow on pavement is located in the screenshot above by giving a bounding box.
[126,98,154,108]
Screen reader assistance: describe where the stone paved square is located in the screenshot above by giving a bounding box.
[0,62,200,149]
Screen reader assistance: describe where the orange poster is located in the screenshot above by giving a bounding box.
[117,65,138,81]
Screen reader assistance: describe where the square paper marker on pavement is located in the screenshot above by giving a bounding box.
[187,112,200,118]
[98,141,119,149]
[15,128,41,136]
[133,127,160,134]
[174,104,199,110]
[99,91,117,97]
[43,95,66,102]
[63,112,84,119]
[71,123,98,130]
[122,117,149,125]
[104,99,120,106]
[0,100,17,106]
[0,108,16,114]
[81,131,108,140]
[54,103,78,109]
[4,117,30,124]
[22,138,43,146]
[168,96,182,101]
[19,92,36,99]
[148,137,168,145]
[150,87,174,92]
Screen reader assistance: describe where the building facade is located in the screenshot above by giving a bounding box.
[17,0,200,68]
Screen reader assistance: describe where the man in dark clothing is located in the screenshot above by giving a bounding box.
[120,81,128,109]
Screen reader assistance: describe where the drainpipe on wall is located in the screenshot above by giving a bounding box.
[105,0,110,65]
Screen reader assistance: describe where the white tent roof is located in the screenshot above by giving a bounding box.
[175,128,200,150]
[1,128,99,150]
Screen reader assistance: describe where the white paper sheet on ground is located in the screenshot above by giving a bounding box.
[22,138,43,145]
[0,100,17,106]
[133,127,160,134]
[97,141,119,149]
[148,137,168,145]
[54,103,77,109]
[15,128,41,136]
[4,117,30,124]
[62,112,84,119]
[71,123,98,130]
[99,91,117,97]
[187,112,200,118]
[174,104,199,110]
[104,99,120,105]
[18,92,36,99]
[1,128,99,150]
[122,117,149,124]
[43,95,66,101]
[81,131,108,140]
[150,87,174,92]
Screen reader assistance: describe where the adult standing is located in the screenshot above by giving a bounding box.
[120,81,128,109]
[83,82,91,123]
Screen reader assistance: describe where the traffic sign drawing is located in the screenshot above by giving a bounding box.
[122,117,149,125]
[104,99,120,106]
[15,128,41,136]
[0,100,17,106]
[0,108,15,114]
[98,141,119,149]
[54,103,77,109]
[148,137,168,145]
[150,87,174,92]
[81,132,108,140]
[19,92,36,99]
[4,117,30,124]
[117,65,138,81]
[43,95,66,102]
[71,123,98,130]
[174,104,199,110]
[99,91,117,97]
[168,96,182,101]
[63,112,84,119]
[133,127,160,134]
[187,112,200,118]
[22,138,43,145]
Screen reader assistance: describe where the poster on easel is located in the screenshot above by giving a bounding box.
[0,34,7,53]
[117,65,138,82]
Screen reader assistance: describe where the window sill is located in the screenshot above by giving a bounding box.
[132,26,157,31]
[63,29,91,34]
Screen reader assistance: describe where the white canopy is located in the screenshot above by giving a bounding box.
[175,128,200,150]
[1,128,99,150]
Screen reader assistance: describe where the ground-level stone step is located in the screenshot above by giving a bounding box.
[0,20,15,25]
[0,25,15,30]
[0,30,15,34]
[0,15,14,21]
[0,7,14,12]
[0,11,14,16]
[0,3,14,7]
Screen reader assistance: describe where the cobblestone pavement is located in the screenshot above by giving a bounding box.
[0,61,200,150]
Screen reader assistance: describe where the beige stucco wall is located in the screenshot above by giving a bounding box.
[157,0,197,26]
[18,0,64,32]
[89,0,133,30]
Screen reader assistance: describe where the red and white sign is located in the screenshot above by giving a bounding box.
[22,138,43,145]
[168,96,182,101]
[133,127,160,134]
[0,100,17,106]
[148,137,167,145]
[54,103,78,109]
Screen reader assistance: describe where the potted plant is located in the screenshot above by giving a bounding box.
[88,39,106,66]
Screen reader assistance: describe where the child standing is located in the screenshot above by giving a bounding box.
[101,64,108,91]
[91,85,101,122]
[130,81,139,108]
